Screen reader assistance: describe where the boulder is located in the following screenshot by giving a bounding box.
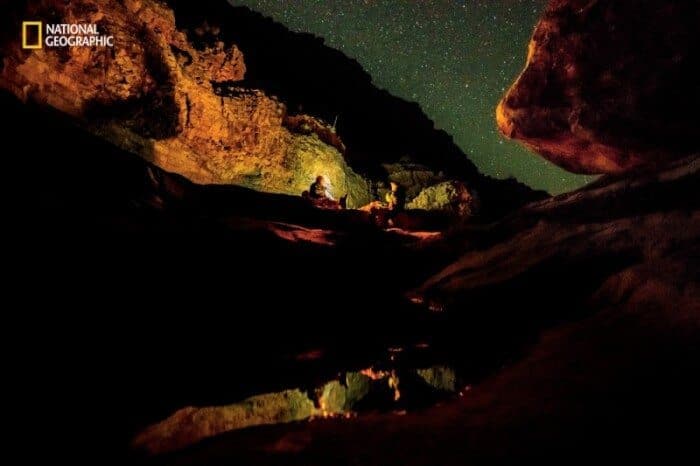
[497,0,700,174]
[407,181,479,217]
[382,162,446,200]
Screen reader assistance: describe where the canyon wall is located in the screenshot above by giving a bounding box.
[0,0,544,214]
[0,0,370,206]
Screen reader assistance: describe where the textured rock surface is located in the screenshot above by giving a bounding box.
[407,181,479,217]
[382,162,446,200]
[0,0,370,205]
[414,156,700,312]
[497,0,700,174]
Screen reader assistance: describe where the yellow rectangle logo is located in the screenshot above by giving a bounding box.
[22,21,42,49]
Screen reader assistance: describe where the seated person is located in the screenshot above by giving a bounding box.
[304,175,346,210]
[385,181,406,213]
[309,175,334,201]
[381,181,406,227]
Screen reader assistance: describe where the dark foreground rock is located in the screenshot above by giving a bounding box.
[148,155,699,466]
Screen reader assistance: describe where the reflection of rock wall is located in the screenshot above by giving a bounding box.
[134,365,464,456]
[416,366,458,392]
[132,389,315,456]
[497,0,700,174]
[0,0,370,205]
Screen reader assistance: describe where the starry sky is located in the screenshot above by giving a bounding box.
[229,0,594,194]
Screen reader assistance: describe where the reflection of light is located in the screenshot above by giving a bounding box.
[428,301,445,313]
[315,397,338,420]
[359,367,401,402]
[388,370,401,401]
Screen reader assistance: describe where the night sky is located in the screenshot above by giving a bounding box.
[229,0,594,194]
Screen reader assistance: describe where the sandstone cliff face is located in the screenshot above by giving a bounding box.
[1,0,544,217]
[0,0,370,205]
[497,0,700,174]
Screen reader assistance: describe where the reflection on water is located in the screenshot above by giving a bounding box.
[133,346,468,456]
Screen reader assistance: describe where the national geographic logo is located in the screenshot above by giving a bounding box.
[21,21,42,49]
[22,21,114,49]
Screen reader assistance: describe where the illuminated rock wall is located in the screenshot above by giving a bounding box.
[0,0,371,205]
